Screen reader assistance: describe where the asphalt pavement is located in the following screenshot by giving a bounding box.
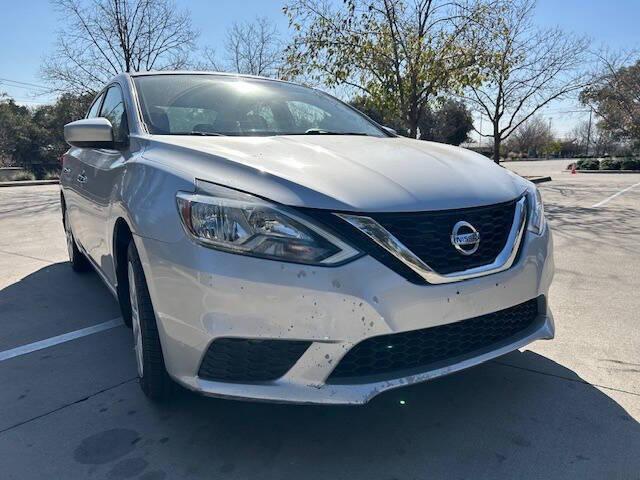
[1,159,639,479]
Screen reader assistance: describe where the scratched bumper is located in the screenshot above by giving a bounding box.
[134,225,554,405]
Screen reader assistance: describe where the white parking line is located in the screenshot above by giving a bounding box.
[592,181,640,208]
[0,318,123,362]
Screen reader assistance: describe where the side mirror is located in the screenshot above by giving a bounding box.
[382,126,397,136]
[64,118,114,149]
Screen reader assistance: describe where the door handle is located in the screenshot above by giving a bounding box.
[77,174,87,184]
[62,167,71,174]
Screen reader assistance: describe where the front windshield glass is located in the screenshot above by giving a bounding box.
[133,74,387,137]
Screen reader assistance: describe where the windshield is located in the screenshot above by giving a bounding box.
[133,74,387,137]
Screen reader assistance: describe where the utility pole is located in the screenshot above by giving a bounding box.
[547,118,552,159]
[585,107,593,157]
[478,114,483,147]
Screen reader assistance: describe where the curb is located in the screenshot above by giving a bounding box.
[0,180,59,187]
[525,176,552,184]
[564,170,640,174]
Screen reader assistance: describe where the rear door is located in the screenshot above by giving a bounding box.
[75,84,130,283]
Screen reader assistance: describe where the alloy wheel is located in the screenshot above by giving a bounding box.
[128,262,144,377]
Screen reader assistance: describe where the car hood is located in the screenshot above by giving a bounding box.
[144,135,527,212]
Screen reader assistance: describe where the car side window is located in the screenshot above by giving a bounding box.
[86,93,104,119]
[99,85,128,144]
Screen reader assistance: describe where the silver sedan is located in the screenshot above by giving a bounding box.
[60,72,554,404]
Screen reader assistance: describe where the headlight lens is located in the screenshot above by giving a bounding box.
[176,181,360,265]
[527,185,546,235]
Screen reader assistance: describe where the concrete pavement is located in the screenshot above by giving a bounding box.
[0,165,639,479]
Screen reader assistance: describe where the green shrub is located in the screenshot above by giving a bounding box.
[600,158,622,170]
[577,159,599,170]
[620,158,640,170]
[12,171,36,181]
[43,170,60,180]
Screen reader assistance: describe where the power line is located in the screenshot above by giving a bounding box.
[0,96,52,105]
[538,108,591,114]
[0,83,48,94]
[14,100,51,105]
[0,77,49,89]
[0,77,49,92]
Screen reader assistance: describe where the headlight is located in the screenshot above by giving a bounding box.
[176,181,361,265]
[527,185,546,235]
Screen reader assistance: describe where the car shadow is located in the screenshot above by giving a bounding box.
[3,262,639,478]
[0,261,120,350]
[544,193,640,254]
[144,351,640,479]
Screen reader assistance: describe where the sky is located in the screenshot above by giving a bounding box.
[0,0,639,137]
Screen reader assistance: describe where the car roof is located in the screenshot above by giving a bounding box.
[125,70,297,86]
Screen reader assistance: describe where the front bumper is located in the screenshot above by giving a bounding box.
[134,225,554,405]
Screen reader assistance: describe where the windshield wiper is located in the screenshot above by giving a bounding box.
[302,128,369,136]
[188,131,227,136]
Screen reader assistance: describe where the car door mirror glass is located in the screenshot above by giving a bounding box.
[99,85,129,148]
[64,118,115,149]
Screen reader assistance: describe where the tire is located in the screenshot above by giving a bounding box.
[117,262,133,329]
[64,209,91,273]
[127,240,173,401]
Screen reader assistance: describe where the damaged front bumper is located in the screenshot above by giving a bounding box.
[133,224,554,405]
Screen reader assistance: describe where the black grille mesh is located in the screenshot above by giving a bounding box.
[198,338,311,382]
[329,298,540,382]
[370,199,518,274]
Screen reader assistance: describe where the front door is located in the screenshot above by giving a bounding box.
[63,91,104,255]
[75,84,130,284]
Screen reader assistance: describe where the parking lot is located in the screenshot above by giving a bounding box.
[1,159,639,479]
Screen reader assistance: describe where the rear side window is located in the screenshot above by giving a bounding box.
[99,85,128,143]
[86,94,104,119]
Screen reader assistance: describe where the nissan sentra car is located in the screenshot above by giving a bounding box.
[60,72,554,404]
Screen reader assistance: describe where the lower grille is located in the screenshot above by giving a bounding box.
[198,338,311,382]
[329,297,541,383]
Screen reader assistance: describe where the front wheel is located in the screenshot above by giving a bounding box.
[127,240,173,401]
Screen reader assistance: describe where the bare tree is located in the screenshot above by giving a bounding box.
[201,17,283,77]
[42,0,198,94]
[570,119,617,156]
[505,116,553,156]
[199,47,224,73]
[465,0,589,162]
